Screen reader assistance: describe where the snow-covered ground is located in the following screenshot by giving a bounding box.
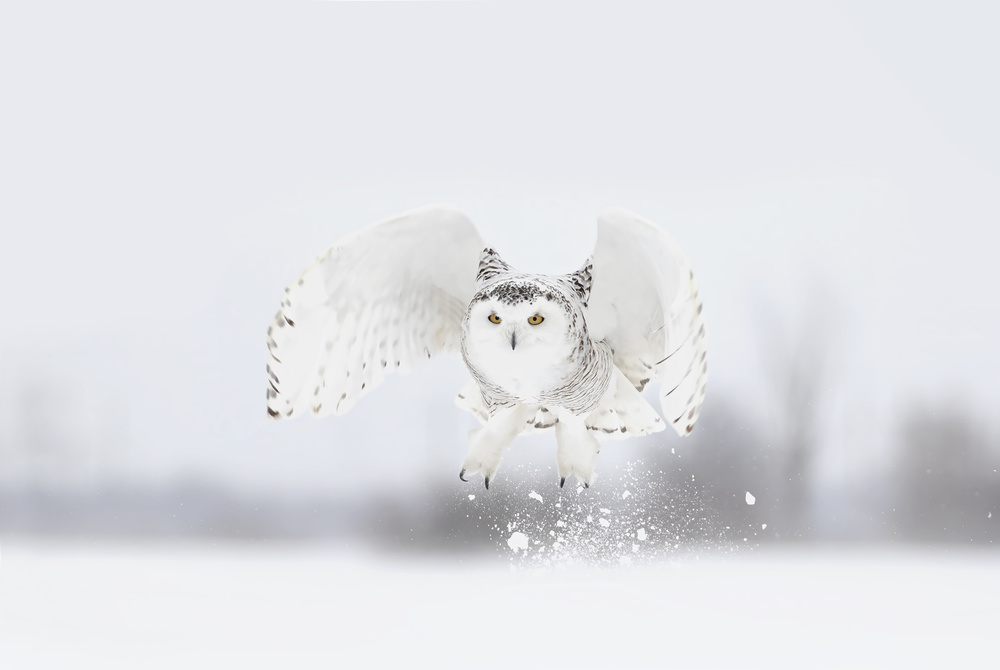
[1,541,996,669]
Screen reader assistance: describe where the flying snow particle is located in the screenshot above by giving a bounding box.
[762,523,767,530]
[600,508,611,514]
[468,494,475,501]
[599,518,611,528]
[637,528,647,541]
[989,512,993,519]
[622,490,631,499]
[507,532,529,553]
[528,491,543,503]
[745,491,756,505]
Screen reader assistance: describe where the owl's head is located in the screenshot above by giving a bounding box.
[463,249,592,357]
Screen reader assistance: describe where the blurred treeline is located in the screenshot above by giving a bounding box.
[1,288,997,549]
[662,395,999,546]
[1,391,996,549]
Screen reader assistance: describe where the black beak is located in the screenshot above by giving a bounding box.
[510,332,517,350]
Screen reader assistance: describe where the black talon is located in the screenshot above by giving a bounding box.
[484,476,490,490]
[559,477,566,488]
[459,469,468,482]
[583,482,590,489]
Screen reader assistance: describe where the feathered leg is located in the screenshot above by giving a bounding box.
[460,403,537,489]
[553,408,601,488]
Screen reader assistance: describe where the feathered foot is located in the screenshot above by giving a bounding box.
[459,404,536,489]
[554,410,601,488]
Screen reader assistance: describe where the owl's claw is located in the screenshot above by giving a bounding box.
[459,463,494,489]
[559,477,566,488]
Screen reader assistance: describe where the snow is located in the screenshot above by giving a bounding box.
[468,494,475,501]
[746,491,756,505]
[528,491,543,503]
[482,462,730,566]
[507,532,529,553]
[1,541,997,669]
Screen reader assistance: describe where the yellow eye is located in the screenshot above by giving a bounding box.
[488,314,502,324]
[528,315,544,325]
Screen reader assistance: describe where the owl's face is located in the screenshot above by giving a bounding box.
[462,279,584,398]
[466,292,570,352]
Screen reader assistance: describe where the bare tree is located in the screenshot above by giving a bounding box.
[752,281,843,539]
[894,404,999,543]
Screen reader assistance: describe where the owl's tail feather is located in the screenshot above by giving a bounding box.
[584,367,666,439]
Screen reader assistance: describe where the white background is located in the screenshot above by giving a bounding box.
[1,1,998,495]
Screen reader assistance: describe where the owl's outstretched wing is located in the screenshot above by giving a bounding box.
[586,208,707,436]
[266,204,484,419]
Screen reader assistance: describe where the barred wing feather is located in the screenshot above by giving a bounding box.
[266,204,484,419]
[587,208,707,436]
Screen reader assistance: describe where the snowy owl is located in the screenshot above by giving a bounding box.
[266,205,706,488]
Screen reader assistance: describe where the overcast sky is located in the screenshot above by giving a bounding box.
[1,1,997,495]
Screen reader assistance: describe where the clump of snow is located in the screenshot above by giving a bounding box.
[468,494,475,501]
[471,460,737,568]
[745,491,756,506]
[507,531,529,553]
[762,523,767,530]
